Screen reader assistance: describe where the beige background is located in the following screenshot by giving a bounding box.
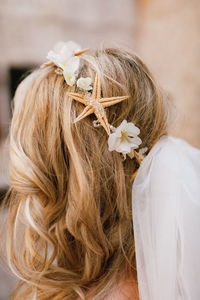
[137,0,200,148]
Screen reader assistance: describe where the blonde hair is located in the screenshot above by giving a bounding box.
[1,46,171,299]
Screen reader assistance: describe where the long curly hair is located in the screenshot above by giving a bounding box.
[1,46,172,299]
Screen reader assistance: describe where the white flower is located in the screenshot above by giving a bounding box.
[77,77,92,91]
[46,41,81,85]
[47,41,81,69]
[46,50,62,67]
[108,120,142,159]
[54,41,81,60]
[63,72,76,86]
[62,56,80,86]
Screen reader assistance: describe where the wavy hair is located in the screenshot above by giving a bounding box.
[1,46,172,299]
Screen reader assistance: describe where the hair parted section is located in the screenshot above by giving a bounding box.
[0,46,172,300]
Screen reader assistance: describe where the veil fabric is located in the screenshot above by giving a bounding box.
[132,136,200,300]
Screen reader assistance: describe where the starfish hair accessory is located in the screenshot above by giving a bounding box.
[67,73,147,161]
[42,41,147,161]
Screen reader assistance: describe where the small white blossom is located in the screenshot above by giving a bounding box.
[77,77,92,91]
[62,56,80,73]
[47,47,80,73]
[54,41,81,60]
[46,41,81,69]
[46,41,81,86]
[108,120,142,159]
[63,72,76,86]
[46,50,62,68]
[62,56,80,86]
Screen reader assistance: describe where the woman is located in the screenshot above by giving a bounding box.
[1,41,199,299]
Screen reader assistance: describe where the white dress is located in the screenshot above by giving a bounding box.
[132,136,200,300]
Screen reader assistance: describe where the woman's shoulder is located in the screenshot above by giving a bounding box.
[133,136,179,188]
[140,135,199,172]
[153,135,200,180]
[144,135,199,165]
[133,135,200,191]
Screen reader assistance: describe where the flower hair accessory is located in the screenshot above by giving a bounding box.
[41,41,89,86]
[41,41,147,163]
[108,120,142,159]
[77,77,92,91]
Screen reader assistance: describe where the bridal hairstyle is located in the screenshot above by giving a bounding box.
[1,46,171,299]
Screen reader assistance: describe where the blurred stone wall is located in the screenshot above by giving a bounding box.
[0,0,136,65]
[0,0,136,136]
[137,0,200,148]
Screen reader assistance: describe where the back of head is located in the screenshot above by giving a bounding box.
[2,45,171,299]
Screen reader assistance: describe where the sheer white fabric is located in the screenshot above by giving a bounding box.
[132,136,200,300]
